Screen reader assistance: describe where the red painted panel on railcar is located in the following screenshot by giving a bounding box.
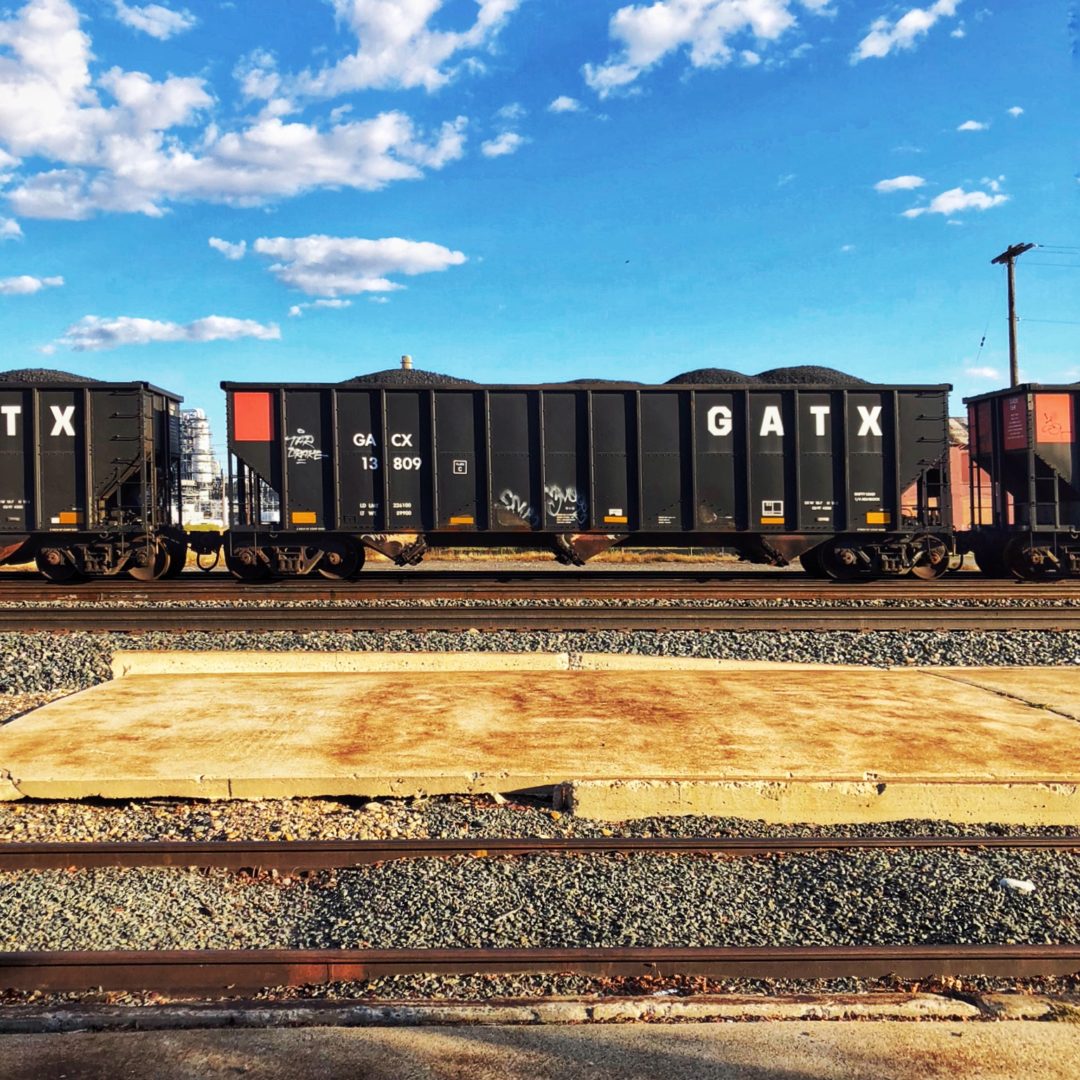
[234,392,273,442]
[1034,393,1073,445]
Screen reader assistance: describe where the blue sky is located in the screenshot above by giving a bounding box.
[0,0,1075,445]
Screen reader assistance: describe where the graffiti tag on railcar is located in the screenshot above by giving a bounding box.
[286,429,327,464]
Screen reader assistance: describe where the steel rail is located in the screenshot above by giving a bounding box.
[2,571,1078,603]
[2,835,1078,871]
[1,606,1077,631]
[3,945,1079,993]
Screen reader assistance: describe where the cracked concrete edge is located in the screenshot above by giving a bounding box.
[923,670,1080,723]
[6,992,1072,1033]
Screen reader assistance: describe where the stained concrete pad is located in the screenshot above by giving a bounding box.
[2,652,1080,823]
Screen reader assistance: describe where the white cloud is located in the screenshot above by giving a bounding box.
[903,186,1008,218]
[0,273,63,294]
[583,0,832,97]
[57,314,281,351]
[251,235,467,298]
[1007,105,1024,117]
[496,102,526,122]
[113,2,196,40]
[950,24,965,38]
[0,1,469,220]
[874,174,925,192]
[852,0,960,62]
[287,0,523,97]
[981,175,1005,193]
[840,243,855,252]
[288,298,354,317]
[548,95,582,113]
[965,366,1000,379]
[0,217,22,240]
[741,49,761,65]
[957,119,987,131]
[480,130,525,157]
[208,237,247,261]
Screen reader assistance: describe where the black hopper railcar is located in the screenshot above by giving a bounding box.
[964,384,1080,580]
[0,372,190,581]
[221,374,954,581]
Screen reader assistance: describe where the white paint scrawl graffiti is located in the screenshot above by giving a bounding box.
[498,485,588,527]
[286,429,327,464]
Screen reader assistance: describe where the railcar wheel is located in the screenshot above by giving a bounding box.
[821,540,876,581]
[798,545,829,578]
[128,539,172,582]
[909,534,950,580]
[162,539,189,578]
[35,547,82,583]
[225,546,270,581]
[317,540,363,580]
[1003,538,1058,582]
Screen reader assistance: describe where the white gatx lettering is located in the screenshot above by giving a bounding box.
[856,405,883,437]
[759,406,784,437]
[706,405,732,437]
[49,404,75,437]
[0,404,20,436]
[809,405,830,436]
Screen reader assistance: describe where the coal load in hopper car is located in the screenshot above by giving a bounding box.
[220,366,954,581]
[0,371,188,581]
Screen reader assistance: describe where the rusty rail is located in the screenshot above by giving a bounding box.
[3,945,1079,993]
[1,568,1077,602]
[2,835,1078,871]
[3,838,1078,991]
[1,606,1077,631]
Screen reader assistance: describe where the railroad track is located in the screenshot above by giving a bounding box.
[1,605,1077,631]
[2,836,1078,992]
[2,568,1079,603]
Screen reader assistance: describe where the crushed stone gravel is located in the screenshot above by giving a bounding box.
[3,629,1080,696]
[0,849,1077,952]
[2,793,1078,845]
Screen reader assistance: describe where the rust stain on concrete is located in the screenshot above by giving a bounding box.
[0,656,1078,820]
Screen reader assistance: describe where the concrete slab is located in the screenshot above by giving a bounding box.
[1,653,1079,822]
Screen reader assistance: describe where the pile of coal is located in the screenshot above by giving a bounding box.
[562,378,645,385]
[0,368,100,383]
[341,368,475,386]
[666,368,759,385]
[755,365,869,386]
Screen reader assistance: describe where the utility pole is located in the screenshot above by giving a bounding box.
[991,242,1036,387]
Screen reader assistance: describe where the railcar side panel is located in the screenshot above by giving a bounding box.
[542,392,589,530]
[224,382,951,553]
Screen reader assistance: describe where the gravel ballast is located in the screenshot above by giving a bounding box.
[3,794,1079,845]
[0,848,1076,952]
[3,629,1080,696]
